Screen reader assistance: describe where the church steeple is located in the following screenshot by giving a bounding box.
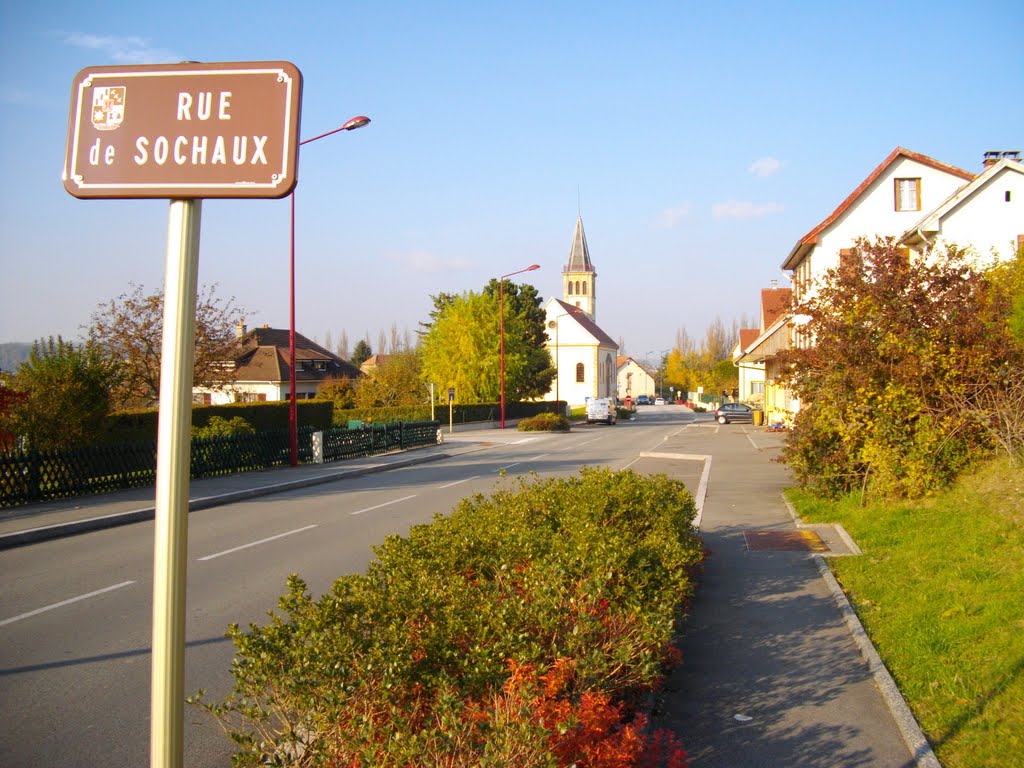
[563,214,596,320]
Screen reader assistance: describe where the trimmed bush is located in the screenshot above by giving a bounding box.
[194,468,701,766]
[517,412,571,432]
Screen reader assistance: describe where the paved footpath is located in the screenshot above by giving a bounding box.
[642,424,937,767]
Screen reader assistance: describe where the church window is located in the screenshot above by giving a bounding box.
[575,281,581,294]
[582,282,587,295]
[576,362,585,382]
[567,281,574,295]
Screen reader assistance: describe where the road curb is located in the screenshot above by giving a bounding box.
[783,492,940,768]
[0,452,450,550]
[813,556,941,768]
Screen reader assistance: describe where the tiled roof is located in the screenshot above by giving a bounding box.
[760,287,791,329]
[782,147,975,270]
[738,328,760,352]
[230,326,362,384]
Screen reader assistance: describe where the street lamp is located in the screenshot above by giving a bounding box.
[550,307,583,416]
[289,115,371,466]
[646,349,669,399]
[499,264,541,429]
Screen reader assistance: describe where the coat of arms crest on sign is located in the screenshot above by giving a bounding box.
[91,86,126,131]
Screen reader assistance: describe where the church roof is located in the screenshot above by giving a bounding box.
[564,214,594,273]
[552,298,617,347]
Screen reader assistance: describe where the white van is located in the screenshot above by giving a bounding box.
[585,397,617,425]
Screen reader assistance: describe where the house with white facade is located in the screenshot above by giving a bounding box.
[734,328,763,403]
[899,151,1023,265]
[616,356,657,402]
[737,146,979,424]
[193,324,362,405]
[543,215,619,406]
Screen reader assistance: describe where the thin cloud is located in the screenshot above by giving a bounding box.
[658,203,691,229]
[386,250,474,273]
[712,200,784,219]
[749,157,783,177]
[63,33,180,64]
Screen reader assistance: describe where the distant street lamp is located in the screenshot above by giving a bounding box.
[499,264,541,429]
[550,307,583,415]
[289,115,371,466]
[646,349,669,399]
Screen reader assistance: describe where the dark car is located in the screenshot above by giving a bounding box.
[636,395,651,406]
[715,402,753,424]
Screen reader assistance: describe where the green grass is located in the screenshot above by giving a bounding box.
[788,457,1024,768]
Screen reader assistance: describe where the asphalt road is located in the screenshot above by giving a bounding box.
[0,408,696,768]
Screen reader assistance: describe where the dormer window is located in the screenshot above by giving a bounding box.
[895,178,921,211]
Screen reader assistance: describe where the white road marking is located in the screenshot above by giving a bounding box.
[198,525,318,561]
[439,476,480,489]
[0,581,135,627]
[498,463,521,471]
[350,494,418,516]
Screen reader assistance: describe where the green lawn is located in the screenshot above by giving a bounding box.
[788,457,1024,768]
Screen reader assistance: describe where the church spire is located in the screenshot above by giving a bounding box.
[563,214,597,320]
[565,214,594,272]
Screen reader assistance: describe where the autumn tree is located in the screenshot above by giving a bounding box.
[664,319,741,398]
[87,283,247,410]
[0,336,121,449]
[354,350,424,408]
[315,376,357,409]
[419,282,552,403]
[482,279,554,400]
[778,237,1024,500]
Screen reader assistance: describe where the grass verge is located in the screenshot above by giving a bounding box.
[788,456,1024,768]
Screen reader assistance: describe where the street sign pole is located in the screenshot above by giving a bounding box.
[150,199,202,768]
[62,62,302,768]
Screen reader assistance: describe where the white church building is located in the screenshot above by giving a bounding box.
[542,216,619,407]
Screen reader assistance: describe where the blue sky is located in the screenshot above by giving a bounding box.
[2,1,1022,361]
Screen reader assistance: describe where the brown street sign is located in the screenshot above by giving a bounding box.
[63,61,302,199]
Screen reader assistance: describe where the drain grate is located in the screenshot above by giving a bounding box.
[744,529,828,552]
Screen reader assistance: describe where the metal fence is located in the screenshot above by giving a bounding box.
[0,421,441,509]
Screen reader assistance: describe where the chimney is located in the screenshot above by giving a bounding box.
[235,320,247,339]
[770,278,778,289]
[984,150,1021,168]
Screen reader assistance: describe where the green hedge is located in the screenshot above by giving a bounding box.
[194,468,701,766]
[333,400,562,427]
[99,400,561,442]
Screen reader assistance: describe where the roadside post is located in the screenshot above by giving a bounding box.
[63,61,302,768]
[448,387,455,433]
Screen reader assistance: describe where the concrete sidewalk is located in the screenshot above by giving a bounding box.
[642,424,937,768]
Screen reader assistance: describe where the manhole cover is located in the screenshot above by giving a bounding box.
[744,529,829,552]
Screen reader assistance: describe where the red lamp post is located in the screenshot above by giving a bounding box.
[289,115,371,466]
[499,264,541,429]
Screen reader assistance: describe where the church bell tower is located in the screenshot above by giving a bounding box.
[563,214,596,320]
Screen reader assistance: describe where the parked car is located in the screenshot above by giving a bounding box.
[715,402,753,424]
[635,395,651,406]
[654,397,666,405]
